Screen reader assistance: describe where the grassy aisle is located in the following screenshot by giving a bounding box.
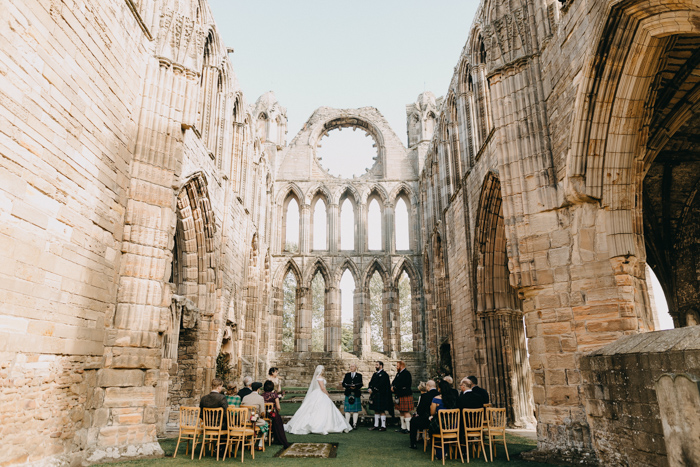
[106,428,548,466]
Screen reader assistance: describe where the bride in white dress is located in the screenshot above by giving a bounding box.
[284,365,352,435]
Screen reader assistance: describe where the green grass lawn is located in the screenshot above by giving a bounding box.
[106,428,548,466]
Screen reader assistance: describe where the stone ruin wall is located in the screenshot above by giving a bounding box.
[267,106,428,383]
[2,0,700,465]
[0,0,274,464]
[580,327,700,467]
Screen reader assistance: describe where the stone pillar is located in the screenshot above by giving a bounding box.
[384,283,399,355]
[358,202,367,253]
[385,202,395,253]
[296,286,312,352]
[325,286,341,354]
[300,204,311,254]
[329,203,339,253]
[358,285,372,356]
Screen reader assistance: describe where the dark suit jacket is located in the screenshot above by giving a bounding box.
[368,369,393,414]
[342,372,363,397]
[237,387,253,400]
[472,386,489,404]
[392,369,413,397]
[458,390,484,410]
[416,388,439,417]
[200,391,228,429]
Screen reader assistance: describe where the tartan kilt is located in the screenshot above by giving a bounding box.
[395,395,413,413]
[344,395,362,413]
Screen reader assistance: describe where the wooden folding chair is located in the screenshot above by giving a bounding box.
[431,409,464,465]
[486,407,509,461]
[264,402,275,446]
[462,408,488,463]
[173,407,200,459]
[199,408,225,460]
[225,407,256,462]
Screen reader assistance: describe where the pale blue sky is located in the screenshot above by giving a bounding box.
[208,0,479,144]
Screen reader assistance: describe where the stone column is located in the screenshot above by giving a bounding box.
[296,286,312,352]
[384,283,399,355]
[325,286,342,354]
[300,204,311,254]
[358,203,367,253]
[385,202,395,253]
[328,203,339,253]
[358,285,372,356]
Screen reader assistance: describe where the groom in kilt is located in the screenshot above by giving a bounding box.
[392,360,413,433]
[367,361,393,431]
[342,363,363,429]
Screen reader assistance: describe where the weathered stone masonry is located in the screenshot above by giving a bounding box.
[2,0,700,465]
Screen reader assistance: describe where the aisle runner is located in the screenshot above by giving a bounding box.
[275,443,339,458]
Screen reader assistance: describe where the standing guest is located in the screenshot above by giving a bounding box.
[367,361,392,431]
[200,378,228,430]
[262,380,290,448]
[392,360,413,434]
[458,377,484,409]
[267,367,284,396]
[409,380,438,449]
[342,363,363,429]
[241,382,269,450]
[237,376,253,399]
[225,382,241,408]
[467,375,489,404]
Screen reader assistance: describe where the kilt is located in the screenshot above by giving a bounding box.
[344,395,362,413]
[395,395,413,413]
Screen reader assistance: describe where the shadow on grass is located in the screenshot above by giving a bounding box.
[104,429,548,466]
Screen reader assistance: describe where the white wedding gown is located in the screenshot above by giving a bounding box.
[284,366,351,435]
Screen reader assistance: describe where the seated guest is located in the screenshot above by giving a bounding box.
[237,376,253,399]
[241,382,269,450]
[442,375,460,401]
[409,380,438,449]
[262,380,290,448]
[429,380,458,460]
[225,381,241,408]
[200,378,228,429]
[458,377,484,409]
[467,375,489,404]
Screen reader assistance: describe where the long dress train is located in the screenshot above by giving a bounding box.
[284,365,351,435]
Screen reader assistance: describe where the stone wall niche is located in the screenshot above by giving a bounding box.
[656,373,700,466]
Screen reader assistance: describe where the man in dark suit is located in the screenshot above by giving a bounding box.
[392,360,413,433]
[200,378,228,429]
[467,375,489,404]
[342,363,363,429]
[367,361,392,431]
[409,380,438,449]
[458,377,484,409]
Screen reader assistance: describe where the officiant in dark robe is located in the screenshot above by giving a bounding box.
[342,363,363,429]
[367,361,393,431]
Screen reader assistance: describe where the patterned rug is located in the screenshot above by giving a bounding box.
[275,442,339,458]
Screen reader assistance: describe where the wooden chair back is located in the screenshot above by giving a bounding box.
[462,408,483,431]
[179,406,199,430]
[264,402,274,416]
[438,408,461,435]
[202,407,224,430]
[227,407,249,429]
[487,407,506,429]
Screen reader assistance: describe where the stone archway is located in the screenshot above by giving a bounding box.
[474,173,534,428]
[159,173,218,434]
